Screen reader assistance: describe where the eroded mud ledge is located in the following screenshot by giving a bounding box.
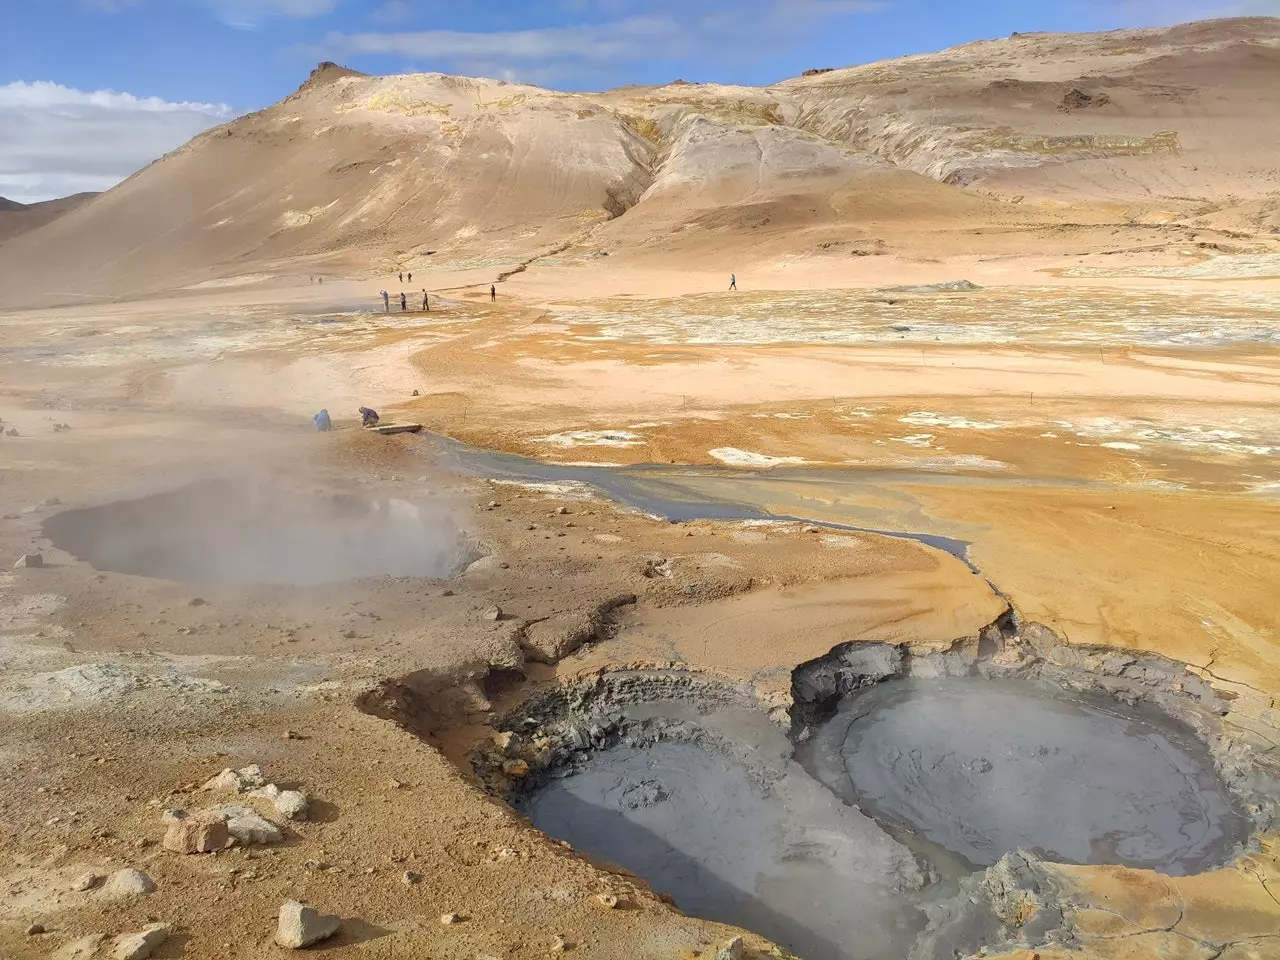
[362,609,1280,960]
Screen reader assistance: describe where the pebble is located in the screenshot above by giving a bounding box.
[595,893,620,909]
[440,912,463,925]
[401,870,420,885]
[26,923,45,935]
[276,901,341,949]
[483,605,503,621]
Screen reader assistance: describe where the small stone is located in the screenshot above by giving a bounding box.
[342,628,357,639]
[74,871,105,891]
[26,923,45,935]
[412,389,420,396]
[105,868,155,897]
[440,912,463,925]
[188,597,207,606]
[488,500,499,508]
[388,779,407,790]
[304,859,329,871]
[551,934,571,953]
[276,901,341,949]
[802,525,820,534]
[555,506,569,515]
[716,936,745,960]
[162,809,231,853]
[41,497,62,506]
[401,870,420,885]
[5,428,18,437]
[14,553,43,569]
[483,605,502,621]
[595,893,620,909]
[112,923,169,960]
[273,790,310,821]
[282,730,303,740]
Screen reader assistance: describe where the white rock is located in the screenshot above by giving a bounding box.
[215,805,283,845]
[716,936,745,960]
[276,901,341,948]
[105,868,155,897]
[202,764,265,793]
[273,790,309,821]
[112,923,169,960]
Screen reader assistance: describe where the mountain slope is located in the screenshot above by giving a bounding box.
[0,18,1276,306]
[0,193,97,246]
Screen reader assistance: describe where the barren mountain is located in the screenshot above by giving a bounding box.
[0,192,96,246]
[0,16,1276,305]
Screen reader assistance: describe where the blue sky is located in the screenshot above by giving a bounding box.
[1,0,1275,201]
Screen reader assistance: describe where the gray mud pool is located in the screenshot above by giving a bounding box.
[516,680,1249,960]
[800,677,1248,876]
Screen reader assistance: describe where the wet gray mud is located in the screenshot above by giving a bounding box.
[44,478,476,584]
[512,694,928,960]
[478,630,1276,960]
[800,676,1248,876]
[428,434,974,562]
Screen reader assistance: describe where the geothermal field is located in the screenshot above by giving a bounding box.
[2,15,1280,960]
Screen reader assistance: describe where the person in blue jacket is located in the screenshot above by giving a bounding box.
[313,409,332,431]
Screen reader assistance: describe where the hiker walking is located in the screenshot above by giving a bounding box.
[400,291,407,312]
[490,284,496,302]
[729,273,737,291]
[407,271,412,282]
[422,289,429,311]
[398,271,403,283]
[381,290,390,313]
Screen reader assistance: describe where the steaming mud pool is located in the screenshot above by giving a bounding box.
[43,479,474,584]
[513,677,1250,960]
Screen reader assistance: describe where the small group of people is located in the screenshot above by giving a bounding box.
[398,271,413,283]
[380,289,431,312]
[312,406,379,432]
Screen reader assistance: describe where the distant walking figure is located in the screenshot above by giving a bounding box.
[490,284,497,302]
[398,271,404,283]
[422,290,429,311]
[407,272,412,282]
[381,290,390,312]
[400,292,407,312]
[729,274,737,291]
[359,406,380,428]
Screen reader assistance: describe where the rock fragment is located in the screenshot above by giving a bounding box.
[26,923,45,935]
[112,923,170,960]
[716,936,745,960]
[273,789,310,821]
[276,901,341,948]
[202,764,266,793]
[440,912,463,925]
[483,605,503,621]
[215,804,284,845]
[105,868,155,897]
[595,893,620,909]
[162,809,231,853]
[401,870,420,885]
[14,553,43,569]
[74,871,105,891]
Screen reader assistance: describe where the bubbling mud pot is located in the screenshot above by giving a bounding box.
[799,676,1248,876]
[43,478,476,584]
[462,627,1277,960]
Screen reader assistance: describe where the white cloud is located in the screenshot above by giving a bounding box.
[206,0,338,29]
[316,0,884,79]
[0,81,232,204]
[369,0,413,25]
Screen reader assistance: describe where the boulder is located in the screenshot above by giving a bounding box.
[105,868,155,897]
[162,809,231,854]
[276,901,341,949]
[716,936,745,960]
[14,553,43,569]
[112,923,170,960]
